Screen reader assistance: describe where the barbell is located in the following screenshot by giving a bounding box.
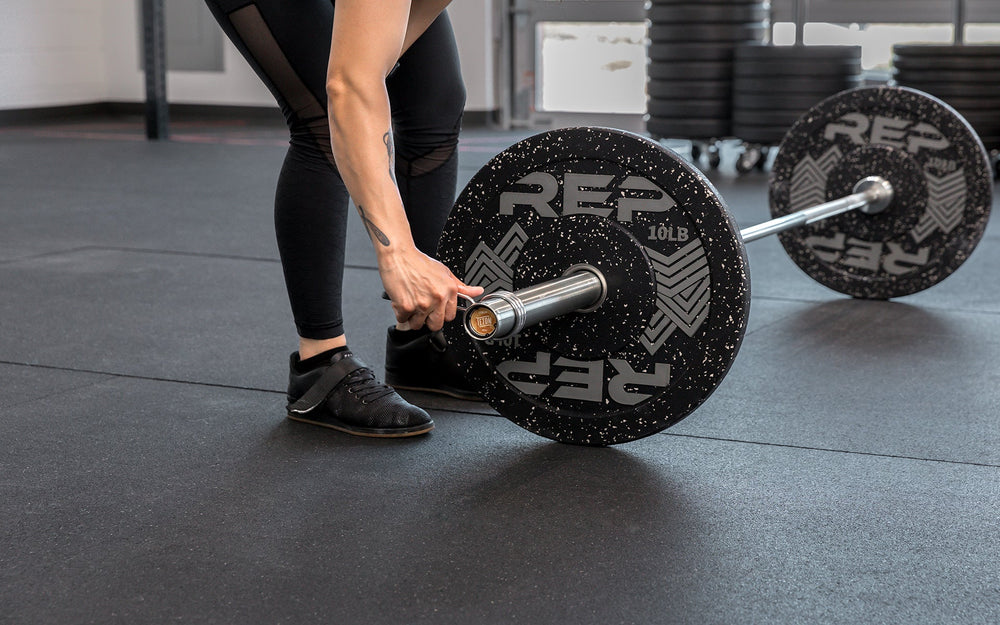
[435,86,994,446]
[461,174,893,342]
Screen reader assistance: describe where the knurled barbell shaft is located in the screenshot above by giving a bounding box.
[740,176,894,243]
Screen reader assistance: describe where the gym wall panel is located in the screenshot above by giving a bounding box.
[138,0,224,72]
[0,0,108,109]
[102,0,278,109]
[446,0,496,111]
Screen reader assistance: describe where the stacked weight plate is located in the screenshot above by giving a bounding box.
[892,44,1000,155]
[732,44,862,147]
[646,0,770,143]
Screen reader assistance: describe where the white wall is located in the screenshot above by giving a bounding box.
[2,0,497,112]
[449,0,496,111]
[0,0,109,109]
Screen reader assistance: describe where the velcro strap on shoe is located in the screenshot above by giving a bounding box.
[287,352,368,414]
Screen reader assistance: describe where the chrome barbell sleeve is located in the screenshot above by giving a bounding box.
[740,176,893,243]
[463,266,606,341]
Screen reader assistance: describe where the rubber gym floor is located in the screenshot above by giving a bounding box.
[2,114,999,625]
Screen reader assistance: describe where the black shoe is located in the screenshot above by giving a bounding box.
[286,350,433,437]
[384,327,480,401]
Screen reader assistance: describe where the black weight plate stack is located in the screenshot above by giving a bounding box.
[892,44,1000,152]
[769,86,993,299]
[437,127,751,446]
[645,1,770,141]
[732,44,862,145]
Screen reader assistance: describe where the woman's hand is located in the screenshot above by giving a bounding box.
[378,246,484,331]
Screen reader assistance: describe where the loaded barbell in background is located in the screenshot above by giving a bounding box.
[435,86,994,446]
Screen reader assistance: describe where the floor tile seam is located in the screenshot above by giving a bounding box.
[0,360,284,398]
[78,245,281,265]
[20,245,382,272]
[4,356,995,468]
[0,371,119,412]
[2,359,500,417]
[0,246,99,267]
[663,432,1000,470]
[742,304,804,338]
[0,244,378,273]
[0,131,287,146]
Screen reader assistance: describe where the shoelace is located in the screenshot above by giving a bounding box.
[345,368,396,404]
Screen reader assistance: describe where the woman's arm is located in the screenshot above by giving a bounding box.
[326,0,481,331]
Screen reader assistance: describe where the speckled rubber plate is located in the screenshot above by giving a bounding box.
[769,86,993,299]
[438,127,750,446]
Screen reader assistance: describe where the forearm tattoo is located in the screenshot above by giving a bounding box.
[354,130,397,248]
[383,130,397,184]
[357,204,391,247]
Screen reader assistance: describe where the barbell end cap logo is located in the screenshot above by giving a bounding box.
[466,306,499,340]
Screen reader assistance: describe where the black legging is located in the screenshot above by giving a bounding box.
[203,0,466,339]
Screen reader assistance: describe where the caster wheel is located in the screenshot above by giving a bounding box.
[736,146,761,174]
[756,146,770,170]
[708,147,721,169]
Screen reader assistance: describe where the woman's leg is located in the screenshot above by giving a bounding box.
[203,0,349,358]
[383,13,477,400]
[386,11,467,256]
[203,0,433,435]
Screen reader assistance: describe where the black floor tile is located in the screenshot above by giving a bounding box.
[0,247,399,392]
[673,298,1000,466]
[2,118,999,625]
[2,372,998,625]
[0,138,280,262]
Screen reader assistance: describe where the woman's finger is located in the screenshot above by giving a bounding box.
[444,289,458,323]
